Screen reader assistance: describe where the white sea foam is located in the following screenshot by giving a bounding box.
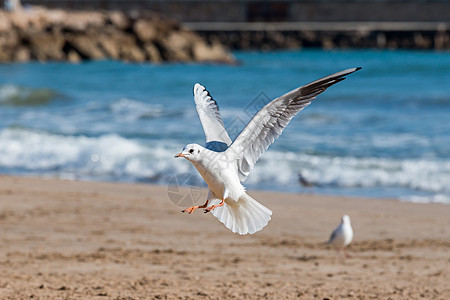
[401,194,450,204]
[246,150,450,203]
[0,84,20,103]
[0,127,187,181]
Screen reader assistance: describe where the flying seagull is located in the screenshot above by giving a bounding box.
[326,214,354,257]
[175,67,361,235]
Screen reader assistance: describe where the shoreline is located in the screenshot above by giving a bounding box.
[0,172,435,205]
[1,175,449,298]
[1,172,445,206]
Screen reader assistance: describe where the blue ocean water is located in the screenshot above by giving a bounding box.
[0,50,449,203]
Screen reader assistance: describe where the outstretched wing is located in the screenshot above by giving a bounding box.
[226,67,361,181]
[194,83,232,152]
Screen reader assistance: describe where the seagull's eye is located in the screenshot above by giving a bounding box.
[189,149,194,154]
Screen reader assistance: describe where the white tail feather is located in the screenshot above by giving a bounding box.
[211,193,272,235]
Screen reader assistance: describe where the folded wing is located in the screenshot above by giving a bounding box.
[226,67,361,181]
[194,83,232,152]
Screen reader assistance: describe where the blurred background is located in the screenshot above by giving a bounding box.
[1,0,449,203]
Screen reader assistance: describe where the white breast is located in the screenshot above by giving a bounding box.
[194,152,245,201]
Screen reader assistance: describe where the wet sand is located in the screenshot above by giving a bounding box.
[0,175,449,299]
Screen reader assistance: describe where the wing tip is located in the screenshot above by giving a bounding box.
[193,83,205,95]
[344,66,362,76]
[193,83,216,106]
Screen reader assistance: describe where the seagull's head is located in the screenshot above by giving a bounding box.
[174,143,203,162]
[342,215,351,224]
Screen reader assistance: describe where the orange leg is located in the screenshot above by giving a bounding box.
[204,199,224,213]
[182,200,209,214]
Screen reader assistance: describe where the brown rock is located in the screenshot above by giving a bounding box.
[133,19,158,42]
[14,47,31,62]
[107,11,130,30]
[192,39,234,63]
[38,8,67,25]
[143,43,163,63]
[8,10,31,30]
[121,46,146,62]
[96,27,122,59]
[0,49,12,62]
[66,31,105,60]
[8,9,51,31]
[0,29,20,48]
[117,37,146,62]
[97,28,146,62]
[67,50,81,63]
[57,10,106,32]
[0,12,13,32]
[161,31,194,61]
[0,7,234,63]
[27,31,66,61]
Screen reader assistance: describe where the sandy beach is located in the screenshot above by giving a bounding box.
[0,175,449,299]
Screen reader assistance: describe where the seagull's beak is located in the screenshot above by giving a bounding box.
[174,152,185,158]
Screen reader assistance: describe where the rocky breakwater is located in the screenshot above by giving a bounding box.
[0,7,235,63]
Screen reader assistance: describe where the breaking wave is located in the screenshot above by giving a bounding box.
[0,127,449,203]
[0,127,187,182]
[0,84,60,106]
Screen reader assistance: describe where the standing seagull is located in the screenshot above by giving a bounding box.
[326,215,354,257]
[175,67,361,235]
